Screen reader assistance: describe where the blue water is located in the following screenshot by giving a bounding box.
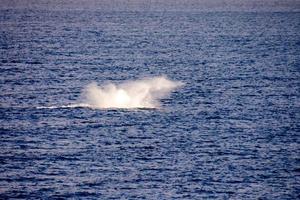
[1,10,300,199]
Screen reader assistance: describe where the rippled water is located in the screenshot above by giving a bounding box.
[1,10,300,199]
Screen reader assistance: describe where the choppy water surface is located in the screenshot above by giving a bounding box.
[1,10,300,199]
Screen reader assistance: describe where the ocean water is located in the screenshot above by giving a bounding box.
[1,9,300,199]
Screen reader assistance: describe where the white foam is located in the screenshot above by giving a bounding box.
[36,103,89,109]
[82,76,182,109]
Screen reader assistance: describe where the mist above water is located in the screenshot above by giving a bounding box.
[82,76,182,109]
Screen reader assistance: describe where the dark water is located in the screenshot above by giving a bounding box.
[1,9,300,199]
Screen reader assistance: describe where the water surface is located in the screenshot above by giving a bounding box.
[1,10,300,199]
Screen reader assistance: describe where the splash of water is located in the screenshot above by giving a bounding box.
[82,76,182,109]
